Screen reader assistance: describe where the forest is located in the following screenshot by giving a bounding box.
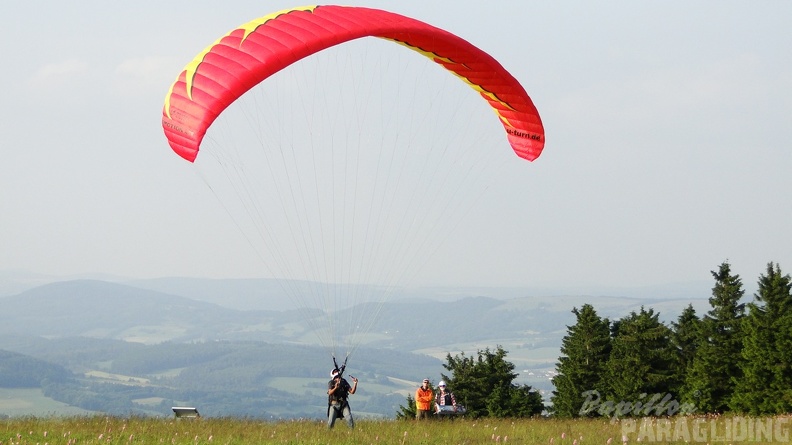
[551,261,792,417]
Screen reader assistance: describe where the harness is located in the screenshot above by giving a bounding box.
[327,356,351,417]
[329,381,350,404]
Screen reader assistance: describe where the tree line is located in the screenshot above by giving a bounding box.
[551,261,792,417]
[399,260,792,420]
[0,350,73,387]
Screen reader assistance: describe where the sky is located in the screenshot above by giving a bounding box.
[1,1,791,295]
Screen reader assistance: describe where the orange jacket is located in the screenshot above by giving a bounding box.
[415,386,434,411]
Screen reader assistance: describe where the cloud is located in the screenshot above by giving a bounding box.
[552,52,772,150]
[27,59,90,89]
[113,56,183,96]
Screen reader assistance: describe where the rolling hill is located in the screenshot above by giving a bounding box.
[0,277,712,418]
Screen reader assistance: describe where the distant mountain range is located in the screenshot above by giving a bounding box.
[0,276,713,369]
[0,275,716,417]
[1,270,716,308]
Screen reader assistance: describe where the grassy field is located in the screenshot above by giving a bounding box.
[3,415,791,444]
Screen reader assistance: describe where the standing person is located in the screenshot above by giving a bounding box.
[435,380,458,414]
[327,368,357,429]
[415,378,434,420]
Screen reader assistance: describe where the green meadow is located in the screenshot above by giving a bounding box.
[3,415,792,444]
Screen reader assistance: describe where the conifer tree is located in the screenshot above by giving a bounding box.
[442,346,544,418]
[605,307,675,415]
[396,393,418,419]
[669,304,700,396]
[550,304,611,417]
[731,262,792,414]
[771,265,792,412]
[683,261,745,413]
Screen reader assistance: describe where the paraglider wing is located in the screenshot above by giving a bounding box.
[162,5,544,163]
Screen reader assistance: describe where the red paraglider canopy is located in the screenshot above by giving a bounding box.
[162,5,544,164]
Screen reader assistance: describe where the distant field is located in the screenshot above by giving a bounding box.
[264,376,414,418]
[0,373,414,420]
[0,388,93,417]
[414,342,558,392]
[84,370,151,385]
[267,375,414,397]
